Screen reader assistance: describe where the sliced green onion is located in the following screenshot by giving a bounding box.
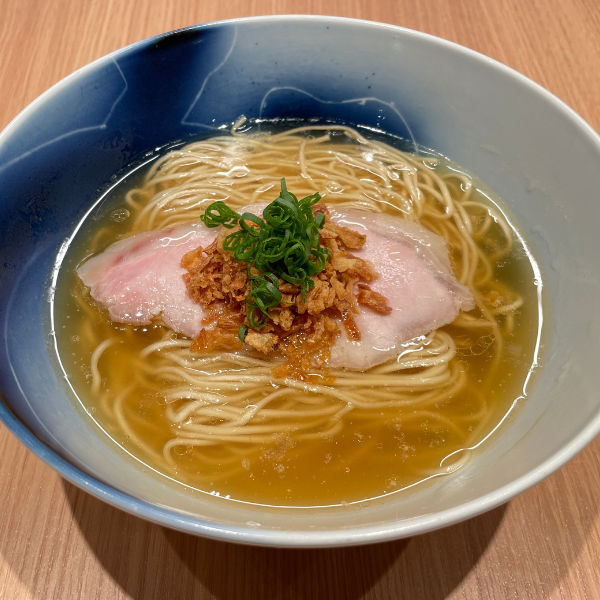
[199,178,329,330]
[200,201,240,228]
[238,213,264,235]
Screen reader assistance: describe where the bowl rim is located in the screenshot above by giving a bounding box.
[1,13,600,547]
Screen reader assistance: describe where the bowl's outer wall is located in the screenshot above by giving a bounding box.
[1,16,599,545]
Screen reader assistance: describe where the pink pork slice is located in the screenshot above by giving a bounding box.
[324,208,475,370]
[77,223,217,338]
[77,206,475,370]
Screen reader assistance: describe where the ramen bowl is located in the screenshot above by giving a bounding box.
[1,16,599,547]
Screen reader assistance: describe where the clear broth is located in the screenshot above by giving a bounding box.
[52,126,543,507]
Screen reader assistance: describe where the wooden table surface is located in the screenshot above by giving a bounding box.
[1,1,600,598]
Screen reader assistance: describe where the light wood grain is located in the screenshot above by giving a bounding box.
[1,1,600,598]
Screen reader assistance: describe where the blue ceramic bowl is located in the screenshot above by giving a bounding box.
[2,16,600,547]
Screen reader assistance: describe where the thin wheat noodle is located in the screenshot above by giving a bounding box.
[77,121,524,495]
